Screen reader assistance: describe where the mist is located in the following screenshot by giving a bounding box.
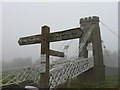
[2,2,118,69]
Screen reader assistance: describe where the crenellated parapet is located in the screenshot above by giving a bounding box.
[80,16,99,24]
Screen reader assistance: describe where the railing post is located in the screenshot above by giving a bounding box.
[40,26,50,88]
[16,70,19,84]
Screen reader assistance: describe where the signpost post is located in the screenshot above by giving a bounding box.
[40,26,50,88]
[18,25,83,88]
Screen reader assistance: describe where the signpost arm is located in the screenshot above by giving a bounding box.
[40,26,50,88]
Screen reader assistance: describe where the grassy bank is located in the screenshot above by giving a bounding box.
[57,76,119,88]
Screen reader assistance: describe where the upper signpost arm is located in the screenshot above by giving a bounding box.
[18,27,83,46]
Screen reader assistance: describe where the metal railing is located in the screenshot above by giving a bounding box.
[1,57,94,88]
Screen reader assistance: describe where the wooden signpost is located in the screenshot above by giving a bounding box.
[18,25,83,88]
[18,16,105,88]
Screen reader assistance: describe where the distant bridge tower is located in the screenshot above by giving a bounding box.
[78,16,105,83]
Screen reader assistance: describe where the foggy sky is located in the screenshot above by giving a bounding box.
[2,2,118,65]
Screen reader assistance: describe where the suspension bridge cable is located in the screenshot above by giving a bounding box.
[100,21,120,39]
[102,40,116,67]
